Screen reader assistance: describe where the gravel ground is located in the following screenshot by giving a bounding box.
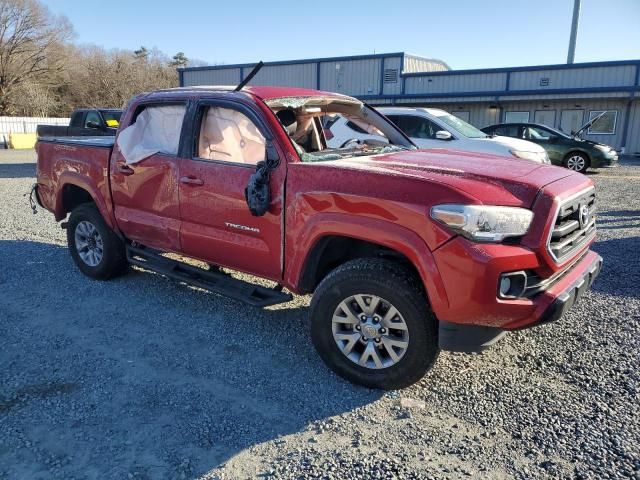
[0,149,638,479]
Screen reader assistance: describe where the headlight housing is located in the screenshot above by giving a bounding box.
[430,204,534,242]
[594,144,610,152]
[510,149,549,164]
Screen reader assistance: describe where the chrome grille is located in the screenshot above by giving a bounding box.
[547,188,596,263]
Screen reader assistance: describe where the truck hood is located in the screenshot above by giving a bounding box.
[335,148,576,207]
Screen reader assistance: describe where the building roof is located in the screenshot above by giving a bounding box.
[177,52,450,73]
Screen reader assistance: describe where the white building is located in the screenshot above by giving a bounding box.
[179,53,640,154]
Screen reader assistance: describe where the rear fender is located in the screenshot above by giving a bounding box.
[55,172,116,230]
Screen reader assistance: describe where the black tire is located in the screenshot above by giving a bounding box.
[563,151,590,174]
[310,258,438,390]
[67,203,128,280]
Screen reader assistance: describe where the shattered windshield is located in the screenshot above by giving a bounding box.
[265,96,415,162]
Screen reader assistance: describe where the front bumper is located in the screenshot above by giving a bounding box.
[593,151,618,168]
[438,250,603,352]
[533,252,602,326]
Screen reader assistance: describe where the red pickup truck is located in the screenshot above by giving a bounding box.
[33,85,602,389]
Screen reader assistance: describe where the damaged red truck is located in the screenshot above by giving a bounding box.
[34,85,602,389]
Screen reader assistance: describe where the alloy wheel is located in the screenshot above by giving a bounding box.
[331,294,409,369]
[74,220,104,267]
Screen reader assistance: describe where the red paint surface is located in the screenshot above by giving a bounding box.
[36,86,597,330]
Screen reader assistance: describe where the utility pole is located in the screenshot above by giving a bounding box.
[567,0,581,64]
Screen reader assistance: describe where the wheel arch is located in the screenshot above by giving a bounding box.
[288,215,450,318]
[54,175,115,229]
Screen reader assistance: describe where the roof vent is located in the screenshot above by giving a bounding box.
[383,68,399,83]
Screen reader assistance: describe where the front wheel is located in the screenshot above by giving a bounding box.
[67,203,128,279]
[310,258,438,390]
[564,152,589,173]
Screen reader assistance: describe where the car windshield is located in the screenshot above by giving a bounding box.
[100,110,122,128]
[431,111,487,139]
[265,96,415,162]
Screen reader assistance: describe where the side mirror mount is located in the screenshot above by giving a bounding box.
[245,142,279,217]
[435,130,453,140]
[86,121,101,129]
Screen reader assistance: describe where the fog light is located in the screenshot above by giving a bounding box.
[498,271,527,299]
[499,277,512,296]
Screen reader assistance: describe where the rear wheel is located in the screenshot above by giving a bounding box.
[67,203,128,279]
[564,152,589,173]
[310,258,438,390]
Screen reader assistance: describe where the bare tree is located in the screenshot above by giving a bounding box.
[0,0,72,114]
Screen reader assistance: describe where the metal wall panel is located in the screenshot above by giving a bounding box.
[183,68,241,86]
[625,100,640,154]
[249,63,317,88]
[319,58,382,96]
[382,56,403,96]
[509,66,636,90]
[404,72,507,95]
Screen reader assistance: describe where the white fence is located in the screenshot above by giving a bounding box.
[0,116,70,147]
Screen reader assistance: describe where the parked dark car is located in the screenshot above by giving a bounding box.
[37,109,122,138]
[481,117,618,174]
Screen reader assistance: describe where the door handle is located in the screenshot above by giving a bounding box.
[180,176,204,186]
[117,164,134,176]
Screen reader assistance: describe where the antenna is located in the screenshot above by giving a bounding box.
[235,61,264,91]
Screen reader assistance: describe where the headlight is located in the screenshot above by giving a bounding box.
[594,144,610,152]
[510,149,548,164]
[430,204,534,242]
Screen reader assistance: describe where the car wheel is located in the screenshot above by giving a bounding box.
[67,203,128,280]
[564,152,589,173]
[310,258,438,390]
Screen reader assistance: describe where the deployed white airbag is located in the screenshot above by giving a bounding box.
[117,105,186,164]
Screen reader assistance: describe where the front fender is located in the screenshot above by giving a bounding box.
[284,212,450,318]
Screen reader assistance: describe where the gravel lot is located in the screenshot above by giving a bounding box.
[0,149,638,479]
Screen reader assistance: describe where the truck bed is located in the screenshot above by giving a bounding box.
[37,136,115,148]
[36,136,115,222]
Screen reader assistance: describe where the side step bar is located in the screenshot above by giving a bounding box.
[126,245,293,308]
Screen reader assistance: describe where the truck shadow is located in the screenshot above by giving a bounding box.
[0,162,36,178]
[592,235,640,298]
[0,240,382,479]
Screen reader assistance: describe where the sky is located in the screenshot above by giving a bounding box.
[41,0,640,69]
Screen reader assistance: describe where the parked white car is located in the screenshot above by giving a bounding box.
[328,107,550,164]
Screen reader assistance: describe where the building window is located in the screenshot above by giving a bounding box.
[587,110,617,135]
[505,111,530,123]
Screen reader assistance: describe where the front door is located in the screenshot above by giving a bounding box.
[177,100,285,281]
[110,103,187,252]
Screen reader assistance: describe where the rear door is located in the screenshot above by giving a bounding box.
[177,98,285,280]
[110,102,187,252]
